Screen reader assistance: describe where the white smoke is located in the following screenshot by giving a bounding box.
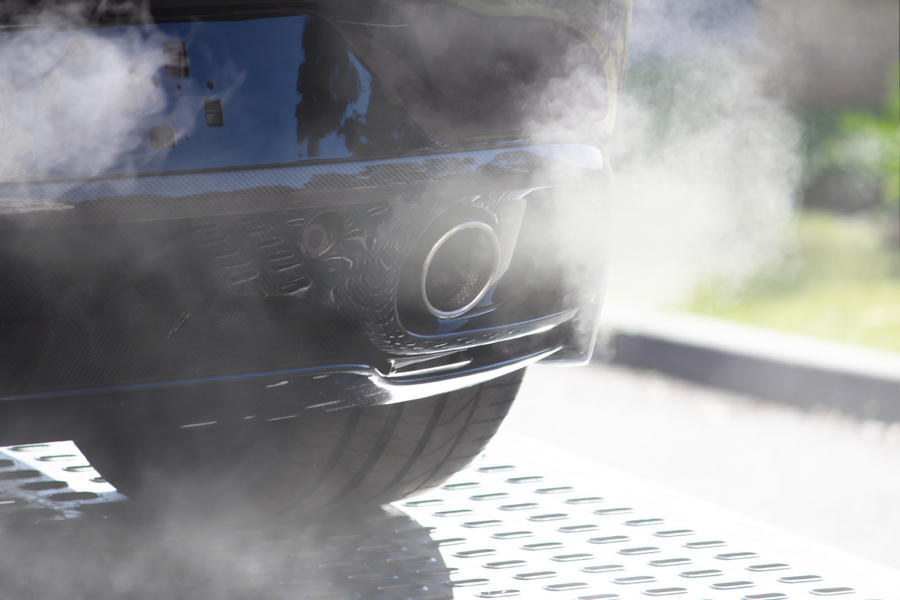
[0,5,195,182]
[534,0,803,308]
[607,58,801,306]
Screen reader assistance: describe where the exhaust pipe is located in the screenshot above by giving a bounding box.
[420,221,500,319]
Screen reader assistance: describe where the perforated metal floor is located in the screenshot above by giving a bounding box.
[0,435,894,599]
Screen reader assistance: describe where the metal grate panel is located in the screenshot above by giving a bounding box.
[0,434,894,599]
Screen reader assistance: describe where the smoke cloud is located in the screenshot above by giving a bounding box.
[535,0,803,308]
[0,4,197,183]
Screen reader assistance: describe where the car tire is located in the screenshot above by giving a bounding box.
[76,370,524,515]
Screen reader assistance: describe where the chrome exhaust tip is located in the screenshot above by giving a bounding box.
[421,221,500,319]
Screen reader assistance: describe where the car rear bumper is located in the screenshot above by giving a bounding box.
[0,144,609,444]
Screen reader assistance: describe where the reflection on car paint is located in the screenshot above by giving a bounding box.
[0,15,430,181]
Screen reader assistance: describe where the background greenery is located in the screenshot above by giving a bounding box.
[686,68,900,352]
[688,210,900,352]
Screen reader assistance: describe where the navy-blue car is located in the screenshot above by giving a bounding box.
[0,0,630,512]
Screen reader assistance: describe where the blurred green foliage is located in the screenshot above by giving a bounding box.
[688,211,900,353]
[815,66,900,212]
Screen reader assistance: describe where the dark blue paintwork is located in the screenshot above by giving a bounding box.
[0,15,428,183]
[147,17,322,170]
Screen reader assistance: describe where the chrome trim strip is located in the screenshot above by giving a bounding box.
[384,358,475,379]
[369,346,561,406]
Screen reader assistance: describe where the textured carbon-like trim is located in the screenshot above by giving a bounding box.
[0,145,603,222]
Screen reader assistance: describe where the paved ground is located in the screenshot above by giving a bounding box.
[504,362,900,569]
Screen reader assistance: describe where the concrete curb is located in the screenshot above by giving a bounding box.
[597,308,900,422]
